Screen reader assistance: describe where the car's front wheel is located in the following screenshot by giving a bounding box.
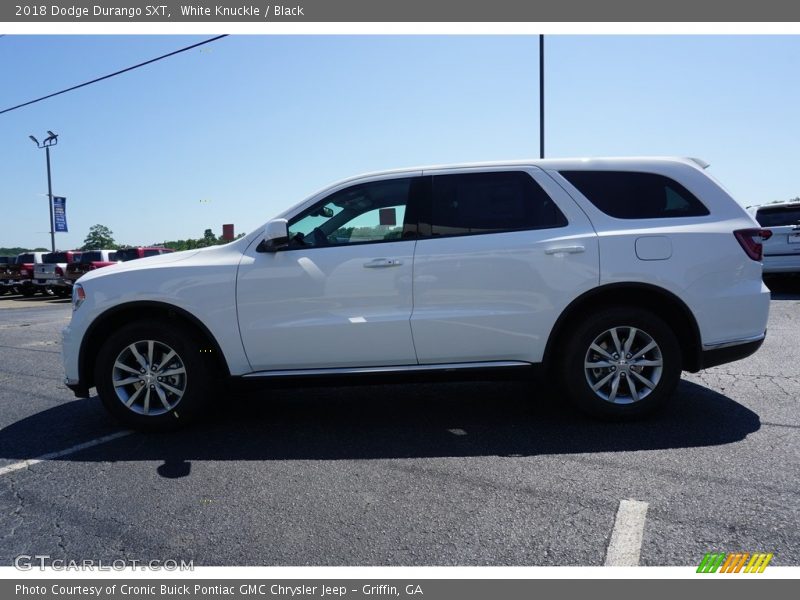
[560,307,681,419]
[95,320,212,430]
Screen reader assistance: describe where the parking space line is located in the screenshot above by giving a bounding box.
[0,430,133,477]
[604,498,649,566]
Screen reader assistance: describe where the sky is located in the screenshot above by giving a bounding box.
[1,34,799,250]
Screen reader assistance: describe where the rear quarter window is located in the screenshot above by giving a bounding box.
[560,170,710,219]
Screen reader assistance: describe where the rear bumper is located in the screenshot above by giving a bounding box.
[699,334,765,370]
[763,254,800,274]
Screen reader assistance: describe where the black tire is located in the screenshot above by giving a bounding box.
[95,320,213,431]
[19,285,35,297]
[560,306,681,420]
[54,287,71,298]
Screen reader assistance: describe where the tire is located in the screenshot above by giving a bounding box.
[19,285,35,297]
[95,320,213,431]
[54,287,71,298]
[560,306,681,420]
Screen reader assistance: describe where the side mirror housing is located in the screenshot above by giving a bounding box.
[256,219,289,253]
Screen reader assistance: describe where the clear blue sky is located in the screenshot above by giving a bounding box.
[1,35,799,250]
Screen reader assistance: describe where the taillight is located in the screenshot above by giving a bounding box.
[734,228,772,261]
[55,266,63,276]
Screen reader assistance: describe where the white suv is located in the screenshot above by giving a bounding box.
[749,202,800,275]
[62,157,770,429]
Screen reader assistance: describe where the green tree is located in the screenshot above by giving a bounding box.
[82,224,117,250]
[196,228,218,248]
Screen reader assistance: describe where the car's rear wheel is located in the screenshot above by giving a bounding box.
[560,307,681,419]
[95,320,212,430]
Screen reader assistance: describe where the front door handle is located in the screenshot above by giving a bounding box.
[363,258,403,268]
[545,245,585,255]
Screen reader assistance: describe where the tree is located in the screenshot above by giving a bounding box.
[82,224,117,250]
[197,228,218,248]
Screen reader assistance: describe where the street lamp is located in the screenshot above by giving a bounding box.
[29,131,58,252]
[539,34,545,159]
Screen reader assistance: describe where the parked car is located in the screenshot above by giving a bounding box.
[65,250,119,284]
[115,247,174,261]
[749,202,800,275]
[34,250,83,297]
[63,158,770,430]
[11,252,47,296]
[0,256,17,295]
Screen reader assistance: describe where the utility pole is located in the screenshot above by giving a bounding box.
[29,131,58,252]
[539,34,545,159]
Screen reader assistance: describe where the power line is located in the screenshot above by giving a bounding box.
[0,34,228,116]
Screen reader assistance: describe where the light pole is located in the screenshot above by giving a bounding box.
[29,131,58,252]
[539,34,545,159]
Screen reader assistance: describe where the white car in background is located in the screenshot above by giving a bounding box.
[62,157,770,430]
[749,202,800,275]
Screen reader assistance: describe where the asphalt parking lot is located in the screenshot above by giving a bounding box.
[0,282,798,567]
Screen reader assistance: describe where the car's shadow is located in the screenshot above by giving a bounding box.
[0,378,760,475]
[765,276,800,300]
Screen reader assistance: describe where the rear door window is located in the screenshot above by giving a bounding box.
[560,171,710,219]
[424,171,567,237]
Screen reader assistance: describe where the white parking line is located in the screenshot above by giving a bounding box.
[604,498,649,566]
[0,430,133,477]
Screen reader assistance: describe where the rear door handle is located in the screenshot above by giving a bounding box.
[363,258,403,268]
[545,245,585,255]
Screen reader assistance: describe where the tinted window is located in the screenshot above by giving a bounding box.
[143,249,160,257]
[18,254,34,263]
[108,252,118,261]
[288,177,418,248]
[560,171,709,219]
[80,251,102,263]
[426,171,567,237]
[116,249,140,261]
[755,206,800,227]
[44,252,68,263]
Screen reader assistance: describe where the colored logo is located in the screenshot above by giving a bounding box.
[697,552,773,573]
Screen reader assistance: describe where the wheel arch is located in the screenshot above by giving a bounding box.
[78,301,231,392]
[543,282,703,373]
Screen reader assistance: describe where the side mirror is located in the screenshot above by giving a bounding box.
[256,219,289,253]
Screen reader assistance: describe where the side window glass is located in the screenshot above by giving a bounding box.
[287,177,416,248]
[428,171,567,237]
[143,249,159,257]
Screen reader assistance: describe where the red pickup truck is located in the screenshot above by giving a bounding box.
[115,247,175,261]
[65,250,119,285]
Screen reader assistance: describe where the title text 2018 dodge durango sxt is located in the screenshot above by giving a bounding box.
[62,158,771,429]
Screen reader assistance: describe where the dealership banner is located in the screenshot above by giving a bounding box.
[52,196,68,233]
[3,579,799,599]
[3,1,800,22]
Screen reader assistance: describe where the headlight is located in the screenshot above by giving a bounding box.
[72,283,86,311]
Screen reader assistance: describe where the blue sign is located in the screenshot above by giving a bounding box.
[53,196,68,232]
